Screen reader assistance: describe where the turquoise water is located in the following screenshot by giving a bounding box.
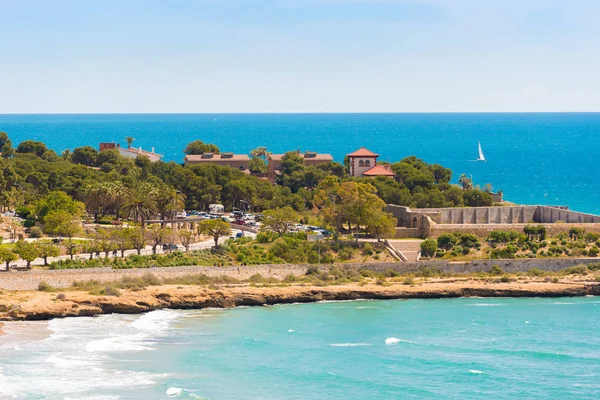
[0,113,599,214]
[1,297,600,399]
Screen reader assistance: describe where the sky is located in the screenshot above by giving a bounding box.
[1,0,599,113]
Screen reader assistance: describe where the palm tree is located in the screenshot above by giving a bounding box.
[106,181,129,220]
[458,174,473,191]
[122,183,157,228]
[125,136,135,148]
[155,186,186,224]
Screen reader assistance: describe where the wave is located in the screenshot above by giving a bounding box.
[469,370,485,374]
[330,343,370,347]
[467,303,504,307]
[385,337,415,345]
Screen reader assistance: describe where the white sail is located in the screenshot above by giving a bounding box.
[477,142,486,161]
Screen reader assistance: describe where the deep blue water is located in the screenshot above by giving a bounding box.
[1,298,600,399]
[0,113,599,214]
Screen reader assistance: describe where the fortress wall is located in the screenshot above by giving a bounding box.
[430,222,600,238]
[386,204,600,228]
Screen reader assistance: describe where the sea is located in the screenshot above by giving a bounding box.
[0,113,599,214]
[1,298,600,399]
[1,113,600,399]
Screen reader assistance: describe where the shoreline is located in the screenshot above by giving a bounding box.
[1,279,598,322]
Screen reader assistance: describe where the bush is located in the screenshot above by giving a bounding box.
[527,268,545,277]
[588,247,599,257]
[562,265,588,275]
[361,243,374,256]
[29,226,43,238]
[488,265,504,276]
[38,281,56,292]
[437,233,458,250]
[420,238,438,258]
[306,266,320,275]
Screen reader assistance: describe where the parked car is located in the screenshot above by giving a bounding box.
[232,219,246,225]
[162,243,179,251]
[176,211,187,219]
[236,232,244,238]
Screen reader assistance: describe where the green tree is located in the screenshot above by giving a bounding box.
[43,210,82,259]
[16,140,48,157]
[0,132,14,158]
[95,228,116,258]
[0,247,18,271]
[37,242,60,265]
[463,189,493,207]
[110,228,134,257]
[122,183,157,227]
[178,229,196,252]
[198,219,231,247]
[129,226,147,255]
[155,185,185,223]
[249,146,269,174]
[126,136,135,148]
[71,146,98,166]
[183,140,220,155]
[36,191,85,221]
[367,211,397,241]
[458,174,473,191]
[147,225,172,254]
[420,238,438,258]
[261,206,298,237]
[14,240,39,268]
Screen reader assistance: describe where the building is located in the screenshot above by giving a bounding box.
[267,150,334,183]
[99,143,162,162]
[347,147,395,178]
[184,152,250,173]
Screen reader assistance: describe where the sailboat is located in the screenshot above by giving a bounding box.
[477,141,486,162]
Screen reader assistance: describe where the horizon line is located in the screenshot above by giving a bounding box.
[1,111,600,116]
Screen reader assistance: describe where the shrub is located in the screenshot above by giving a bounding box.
[361,243,374,256]
[29,226,43,238]
[38,281,55,292]
[403,277,415,285]
[562,265,588,275]
[56,293,66,300]
[437,233,458,250]
[488,265,504,276]
[500,275,511,283]
[459,233,480,249]
[527,268,545,277]
[420,238,438,258]
[306,266,320,275]
[588,247,599,257]
[587,262,600,271]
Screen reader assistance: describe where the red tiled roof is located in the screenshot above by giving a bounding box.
[362,165,395,177]
[347,147,379,157]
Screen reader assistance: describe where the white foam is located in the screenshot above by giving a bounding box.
[525,321,530,324]
[469,370,485,374]
[86,335,155,353]
[330,343,370,347]
[288,329,295,332]
[166,387,184,396]
[467,303,503,307]
[385,337,415,345]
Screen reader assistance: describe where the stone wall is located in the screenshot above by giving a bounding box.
[335,258,600,275]
[430,222,600,238]
[385,204,600,227]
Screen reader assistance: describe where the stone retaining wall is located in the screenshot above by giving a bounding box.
[2,258,598,290]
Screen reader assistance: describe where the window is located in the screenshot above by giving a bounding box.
[364,159,371,167]
[358,160,365,167]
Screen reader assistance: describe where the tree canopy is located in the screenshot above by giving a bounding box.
[184,140,220,155]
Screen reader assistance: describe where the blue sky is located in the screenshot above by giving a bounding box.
[1,0,599,113]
